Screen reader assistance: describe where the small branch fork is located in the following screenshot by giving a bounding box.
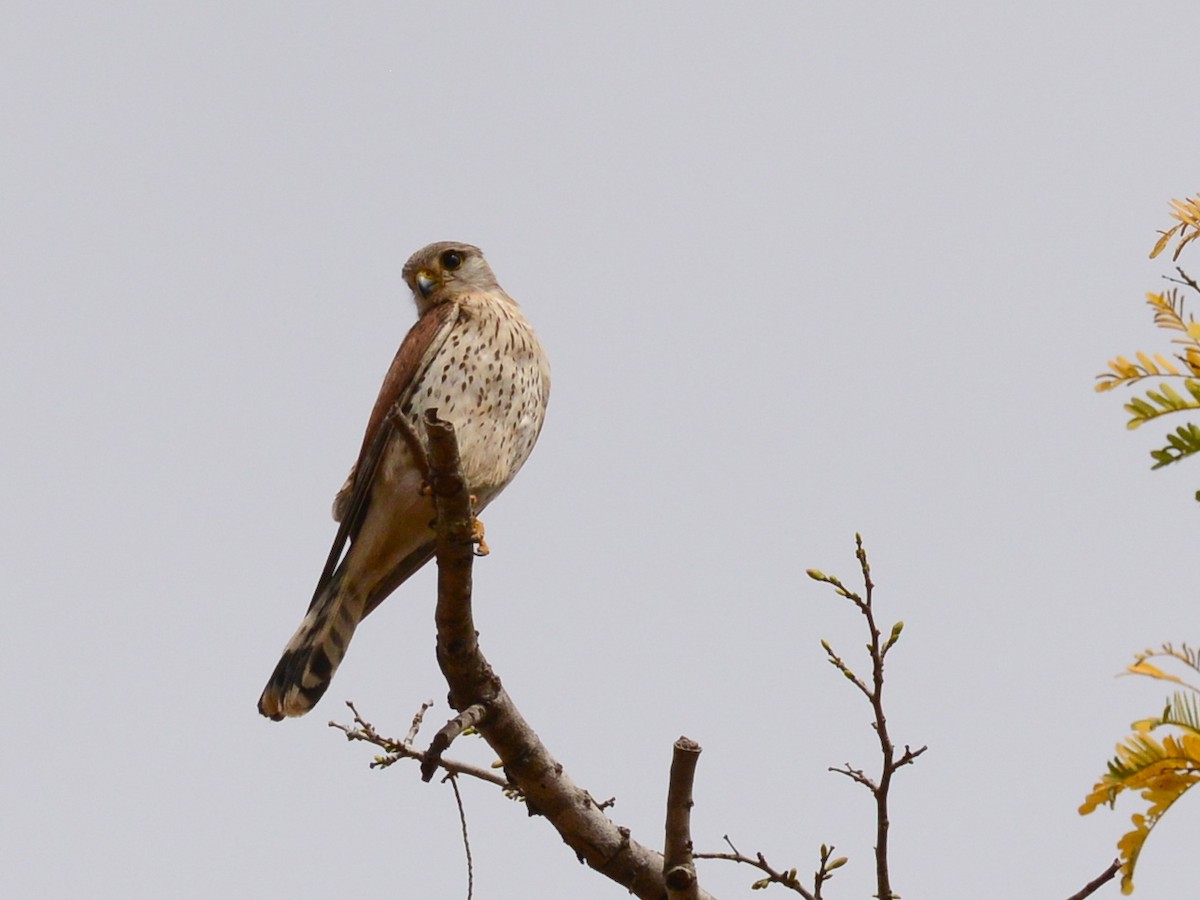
[694,836,846,899]
[330,700,508,788]
[1164,265,1200,295]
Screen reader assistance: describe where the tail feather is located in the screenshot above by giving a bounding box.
[258,573,364,720]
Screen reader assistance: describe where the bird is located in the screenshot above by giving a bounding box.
[257,241,551,720]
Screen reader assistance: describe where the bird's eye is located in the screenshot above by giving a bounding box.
[440,250,464,271]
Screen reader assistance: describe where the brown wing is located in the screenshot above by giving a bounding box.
[361,541,436,619]
[305,301,459,612]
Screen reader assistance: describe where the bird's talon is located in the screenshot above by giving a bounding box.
[471,517,490,556]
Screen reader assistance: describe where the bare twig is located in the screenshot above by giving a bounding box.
[446,773,474,900]
[329,701,509,788]
[694,835,844,899]
[828,762,876,790]
[1064,859,1121,900]
[422,411,712,900]
[663,737,702,900]
[1164,266,1200,295]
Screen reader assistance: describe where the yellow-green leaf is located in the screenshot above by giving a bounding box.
[1127,661,1187,685]
[1151,226,1178,259]
[1155,354,1181,375]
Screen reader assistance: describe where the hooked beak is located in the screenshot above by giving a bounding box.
[415,270,439,298]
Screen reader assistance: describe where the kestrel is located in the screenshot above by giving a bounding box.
[258,242,551,720]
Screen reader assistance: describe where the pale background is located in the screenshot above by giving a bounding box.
[3,3,1198,898]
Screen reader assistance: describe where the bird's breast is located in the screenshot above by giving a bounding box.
[399,301,550,499]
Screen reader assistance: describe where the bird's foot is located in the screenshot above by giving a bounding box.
[470,517,490,556]
[468,498,490,556]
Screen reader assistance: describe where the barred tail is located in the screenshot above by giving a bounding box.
[257,573,365,720]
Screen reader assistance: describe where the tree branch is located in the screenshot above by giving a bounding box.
[421,703,488,782]
[664,737,702,899]
[1064,859,1121,900]
[422,410,713,900]
[330,700,509,788]
[808,535,925,900]
[694,835,845,899]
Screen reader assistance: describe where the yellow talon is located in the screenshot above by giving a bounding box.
[470,516,490,556]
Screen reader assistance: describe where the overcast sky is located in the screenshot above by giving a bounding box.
[5,3,1200,898]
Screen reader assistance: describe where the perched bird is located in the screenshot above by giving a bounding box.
[258,242,551,720]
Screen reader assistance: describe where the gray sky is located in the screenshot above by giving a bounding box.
[4,3,1199,897]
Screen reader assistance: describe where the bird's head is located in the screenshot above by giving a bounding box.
[402,241,498,314]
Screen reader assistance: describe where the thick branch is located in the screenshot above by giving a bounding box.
[423,411,713,900]
[663,737,702,899]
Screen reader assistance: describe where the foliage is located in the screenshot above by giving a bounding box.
[1080,644,1200,894]
[1097,196,1200,492]
[1150,195,1200,261]
[1085,196,1200,894]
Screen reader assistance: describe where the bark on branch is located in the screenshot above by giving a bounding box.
[423,410,714,900]
[421,702,488,782]
[663,737,702,899]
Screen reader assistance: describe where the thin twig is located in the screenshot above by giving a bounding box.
[694,835,818,899]
[828,762,876,790]
[1165,266,1200,296]
[445,773,474,900]
[856,535,903,900]
[1064,859,1121,900]
[329,700,509,788]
